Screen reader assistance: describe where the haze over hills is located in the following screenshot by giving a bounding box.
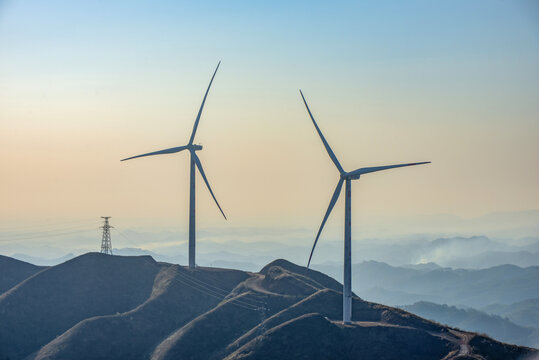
[401,301,539,348]
[315,261,539,308]
[2,210,537,269]
[5,233,538,272]
[481,299,539,329]
[0,253,536,360]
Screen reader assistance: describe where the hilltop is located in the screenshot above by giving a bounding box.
[0,253,536,360]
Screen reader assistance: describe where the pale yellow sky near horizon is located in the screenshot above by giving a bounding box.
[1,72,537,229]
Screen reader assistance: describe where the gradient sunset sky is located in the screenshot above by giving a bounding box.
[1,0,538,232]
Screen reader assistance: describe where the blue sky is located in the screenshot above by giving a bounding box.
[0,0,538,231]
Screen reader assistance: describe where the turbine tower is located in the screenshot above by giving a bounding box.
[300,90,430,323]
[121,62,226,268]
[100,216,113,255]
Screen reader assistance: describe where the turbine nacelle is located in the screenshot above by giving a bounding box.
[342,172,360,180]
[190,144,203,151]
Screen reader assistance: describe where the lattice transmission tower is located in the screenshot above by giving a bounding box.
[100,216,113,255]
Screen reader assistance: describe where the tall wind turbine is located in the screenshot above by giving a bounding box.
[300,90,430,323]
[121,62,226,269]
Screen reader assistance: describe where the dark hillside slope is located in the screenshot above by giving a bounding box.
[0,254,45,294]
[151,293,272,360]
[34,265,250,360]
[0,256,535,360]
[228,288,446,354]
[225,313,452,360]
[469,335,536,360]
[151,263,330,360]
[227,312,535,360]
[0,253,160,360]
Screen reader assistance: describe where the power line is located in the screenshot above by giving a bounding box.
[138,256,264,312]
[0,218,97,232]
[112,227,264,306]
[170,261,264,304]
[0,228,96,243]
[0,224,97,239]
[170,269,262,311]
[172,268,264,308]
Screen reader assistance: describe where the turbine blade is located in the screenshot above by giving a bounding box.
[348,161,431,176]
[193,153,227,220]
[300,90,344,174]
[121,145,189,161]
[307,178,344,268]
[188,61,221,145]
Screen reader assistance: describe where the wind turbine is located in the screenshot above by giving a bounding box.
[300,90,430,323]
[121,62,226,269]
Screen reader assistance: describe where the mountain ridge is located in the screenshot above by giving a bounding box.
[0,253,536,360]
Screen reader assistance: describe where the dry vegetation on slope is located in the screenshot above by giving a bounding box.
[0,254,536,360]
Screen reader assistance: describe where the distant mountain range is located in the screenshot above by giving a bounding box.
[3,209,538,271]
[0,254,536,360]
[5,233,538,272]
[11,252,76,266]
[481,299,539,329]
[401,301,539,348]
[313,260,539,308]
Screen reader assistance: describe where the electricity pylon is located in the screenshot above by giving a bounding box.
[100,216,113,255]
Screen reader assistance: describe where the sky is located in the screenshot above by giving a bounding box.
[0,0,538,242]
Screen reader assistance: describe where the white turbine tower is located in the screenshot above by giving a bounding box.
[300,90,430,323]
[121,62,226,269]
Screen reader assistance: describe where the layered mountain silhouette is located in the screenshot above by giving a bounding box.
[482,299,539,329]
[402,301,539,348]
[0,253,536,360]
[313,260,539,308]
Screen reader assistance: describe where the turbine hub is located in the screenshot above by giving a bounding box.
[342,172,360,180]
